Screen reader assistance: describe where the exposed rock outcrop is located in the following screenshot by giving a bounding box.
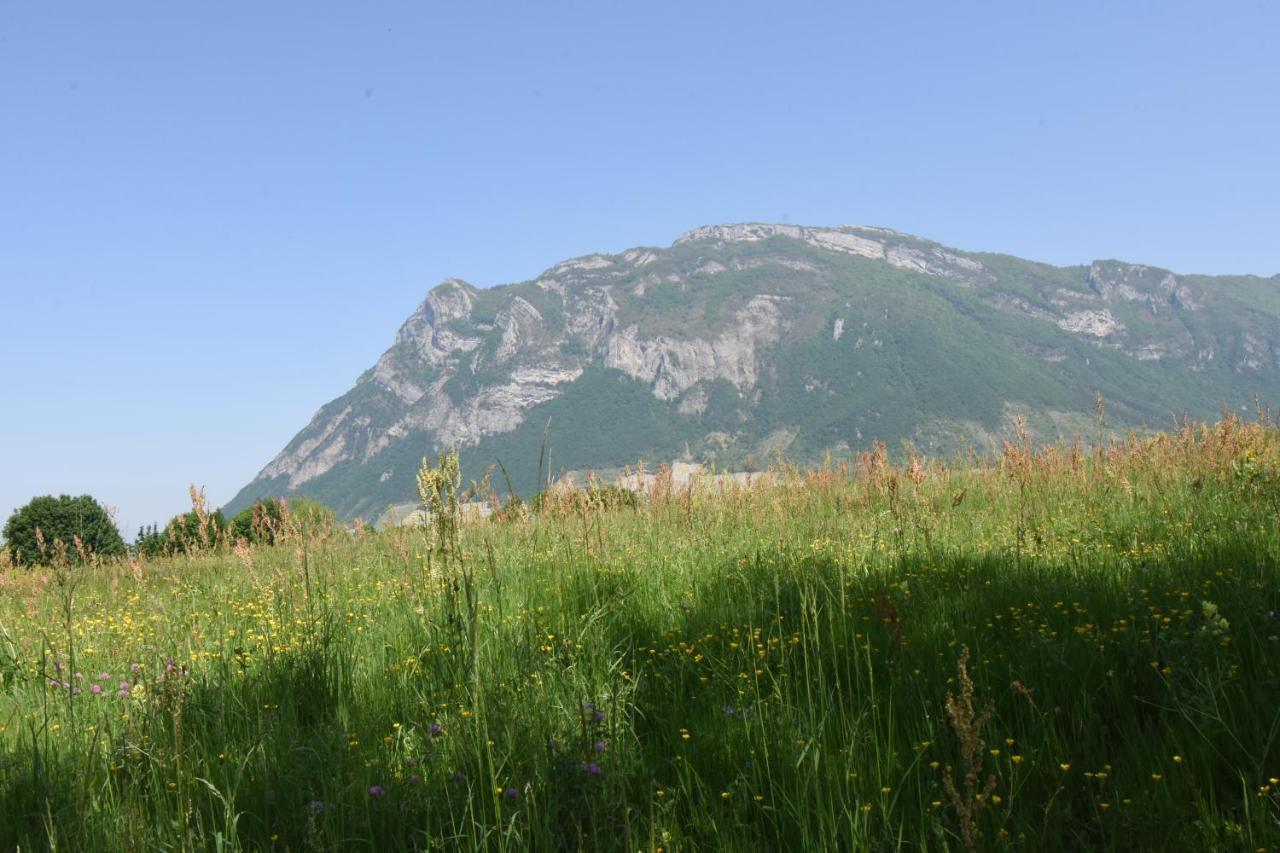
[227,223,1280,519]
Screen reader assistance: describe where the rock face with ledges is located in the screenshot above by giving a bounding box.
[226,224,1280,520]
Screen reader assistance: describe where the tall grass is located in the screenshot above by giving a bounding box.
[1,416,1279,850]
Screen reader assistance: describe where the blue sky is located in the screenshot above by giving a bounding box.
[1,1,1278,535]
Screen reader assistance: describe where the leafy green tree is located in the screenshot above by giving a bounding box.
[135,524,167,558]
[3,494,126,566]
[135,508,227,559]
[159,509,227,555]
[230,499,283,545]
[229,497,336,545]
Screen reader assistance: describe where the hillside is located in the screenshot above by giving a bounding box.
[226,223,1280,519]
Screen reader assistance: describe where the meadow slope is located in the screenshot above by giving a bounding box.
[3,417,1280,850]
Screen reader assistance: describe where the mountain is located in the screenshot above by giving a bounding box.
[225,223,1280,520]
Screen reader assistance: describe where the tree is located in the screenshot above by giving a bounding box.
[229,497,336,545]
[134,510,227,558]
[230,499,283,545]
[135,524,167,558]
[3,494,126,566]
[162,509,227,555]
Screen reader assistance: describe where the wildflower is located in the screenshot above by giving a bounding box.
[1059,764,1071,772]
[593,710,606,722]
[584,762,602,775]
[427,723,443,736]
[503,787,519,799]
[594,740,607,753]
[310,800,325,814]
[90,684,102,695]
[369,785,385,797]
[1173,755,1183,764]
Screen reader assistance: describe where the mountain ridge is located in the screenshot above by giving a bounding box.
[226,223,1280,520]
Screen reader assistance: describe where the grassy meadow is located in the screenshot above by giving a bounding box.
[2,416,1280,851]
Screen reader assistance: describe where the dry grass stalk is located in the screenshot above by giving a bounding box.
[943,646,997,850]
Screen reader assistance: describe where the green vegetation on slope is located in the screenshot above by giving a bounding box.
[227,228,1280,523]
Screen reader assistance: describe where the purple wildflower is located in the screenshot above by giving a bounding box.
[593,710,606,722]
[584,762,602,775]
[90,683,102,695]
[593,740,607,753]
[503,787,519,799]
[369,785,385,797]
[427,723,443,736]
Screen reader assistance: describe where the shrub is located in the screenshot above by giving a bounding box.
[135,524,167,558]
[2,494,126,566]
[164,509,226,554]
[229,497,336,545]
[135,511,227,558]
[230,500,282,545]
[529,483,641,516]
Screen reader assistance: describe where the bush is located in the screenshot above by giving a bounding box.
[136,511,227,558]
[229,497,336,545]
[2,494,126,566]
[165,509,226,554]
[134,524,166,558]
[529,483,641,516]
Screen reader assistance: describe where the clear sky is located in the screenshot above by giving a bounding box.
[2,1,1278,536]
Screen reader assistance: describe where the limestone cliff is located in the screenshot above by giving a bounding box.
[226,224,1280,519]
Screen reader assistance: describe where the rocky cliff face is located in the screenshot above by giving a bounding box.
[226,224,1280,519]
